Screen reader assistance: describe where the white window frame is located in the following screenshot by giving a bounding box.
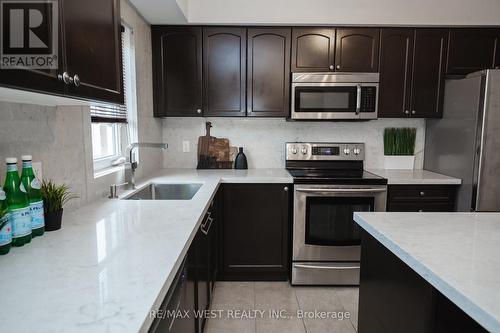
[92,122,123,172]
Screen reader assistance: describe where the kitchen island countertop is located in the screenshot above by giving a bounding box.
[353,212,500,332]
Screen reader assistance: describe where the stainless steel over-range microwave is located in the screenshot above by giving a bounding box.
[291,72,379,120]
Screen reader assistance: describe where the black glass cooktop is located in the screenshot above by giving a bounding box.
[287,169,387,185]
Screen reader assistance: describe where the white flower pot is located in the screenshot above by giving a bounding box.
[384,155,415,169]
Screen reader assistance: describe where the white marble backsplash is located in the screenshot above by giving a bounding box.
[162,117,426,169]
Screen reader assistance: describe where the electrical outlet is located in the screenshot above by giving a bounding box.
[32,162,43,180]
[182,141,190,153]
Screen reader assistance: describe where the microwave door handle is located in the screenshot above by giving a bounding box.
[296,188,387,193]
[356,84,362,115]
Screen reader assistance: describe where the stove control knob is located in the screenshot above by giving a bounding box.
[290,146,298,154]
[343,148,350,155]
[301,146,308,155]
[353,148,361,155]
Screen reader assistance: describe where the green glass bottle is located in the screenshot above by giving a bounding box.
[0,186,12,255]
[21,155,45,237]
[4,157,32,246]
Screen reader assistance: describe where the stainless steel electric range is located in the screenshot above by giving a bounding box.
[286,142,388,285]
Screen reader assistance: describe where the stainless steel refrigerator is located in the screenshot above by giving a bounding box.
[425,69,500,212]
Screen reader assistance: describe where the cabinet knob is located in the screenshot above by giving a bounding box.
[284,186,289,192]
[411,110,416,115]
[73,74,80,87]
[57,72,73,85]
[405,110,410,115]
[336,65,341,70]
[420,191,425,196]
[196,109,202,114]
[418,209,423,212]
[329,65,334,70]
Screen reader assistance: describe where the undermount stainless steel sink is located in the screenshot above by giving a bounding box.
[125,183,202,200]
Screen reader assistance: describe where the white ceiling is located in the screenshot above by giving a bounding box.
[130,0,500,26]
[128,0,187,24]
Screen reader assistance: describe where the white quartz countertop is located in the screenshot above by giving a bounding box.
[367,168,462,185]
[353,212,500,332]
[0,168,292,333]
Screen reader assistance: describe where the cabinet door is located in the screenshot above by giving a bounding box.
[203,27,246,117]
[62,0,123,104]
[220,184,289,280]
[447,29,499,75]
[152,27,202,117]
[247,28,291,117]
[0,0,65,95]
[410,29,448,118]
[291,28,335,72]
[378,29,414,118]
[335,28,380,72]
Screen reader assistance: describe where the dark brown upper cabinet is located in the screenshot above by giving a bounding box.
[447,29,500,75]
[247,28,291,117]
[152,27,202,117]
[203,27,246,117]
[379,28,448,118]
[0,0,123,105]
[378,29,414,118]
[0,1,64,96]
[291,28,335,72]
[335,28,380,72]
[411,29,448,118]
[63,0,123,104]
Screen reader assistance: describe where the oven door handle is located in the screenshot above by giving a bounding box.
[356,84,362,114]
[296,188,386,193]
[294,264,360,270]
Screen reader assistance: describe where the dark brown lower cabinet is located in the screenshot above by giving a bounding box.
[219,184,290,280]
[149,198,219,333]
[358,231,488,333]
[387,185,457,212]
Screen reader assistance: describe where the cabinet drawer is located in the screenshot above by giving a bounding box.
[388,202,455,212]
[388,185,456,203]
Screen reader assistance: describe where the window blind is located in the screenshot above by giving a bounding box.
[90,25,128,123]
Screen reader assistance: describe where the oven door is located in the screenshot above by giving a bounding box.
[291,83,362,120]
[293,184,387,262]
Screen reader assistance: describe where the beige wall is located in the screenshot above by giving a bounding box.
[0,0,162,210]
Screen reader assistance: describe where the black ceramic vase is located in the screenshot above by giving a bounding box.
[234,147,248,169]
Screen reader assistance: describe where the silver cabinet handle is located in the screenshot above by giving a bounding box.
[73,74,80,87]
[284,186,289,192]
[420,191,425,196]
[336,64,341,70]
[294,264,359,270]
[356,84,362,114]
[411,110,416,115]
[296,188,386,193]
[57,72,73,85]
[329,65,334,70]
[196,109,202,114]
[405,110,410,115]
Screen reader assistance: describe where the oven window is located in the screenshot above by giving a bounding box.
[305,196,374,246]
[295,86,357,112]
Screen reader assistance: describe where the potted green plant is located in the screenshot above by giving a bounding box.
[384,128,417,169]
[41,180,77,231]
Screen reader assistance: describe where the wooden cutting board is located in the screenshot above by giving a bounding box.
[209,137,230,162]
[197,122,213,160]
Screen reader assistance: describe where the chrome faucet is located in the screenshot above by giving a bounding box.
[124,142,168,190]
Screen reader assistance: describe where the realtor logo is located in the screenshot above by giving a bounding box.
[0,0,58,69]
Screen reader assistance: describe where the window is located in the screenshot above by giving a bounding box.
[91,23,137,173]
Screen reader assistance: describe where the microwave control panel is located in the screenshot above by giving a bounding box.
[360,86,377,113]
